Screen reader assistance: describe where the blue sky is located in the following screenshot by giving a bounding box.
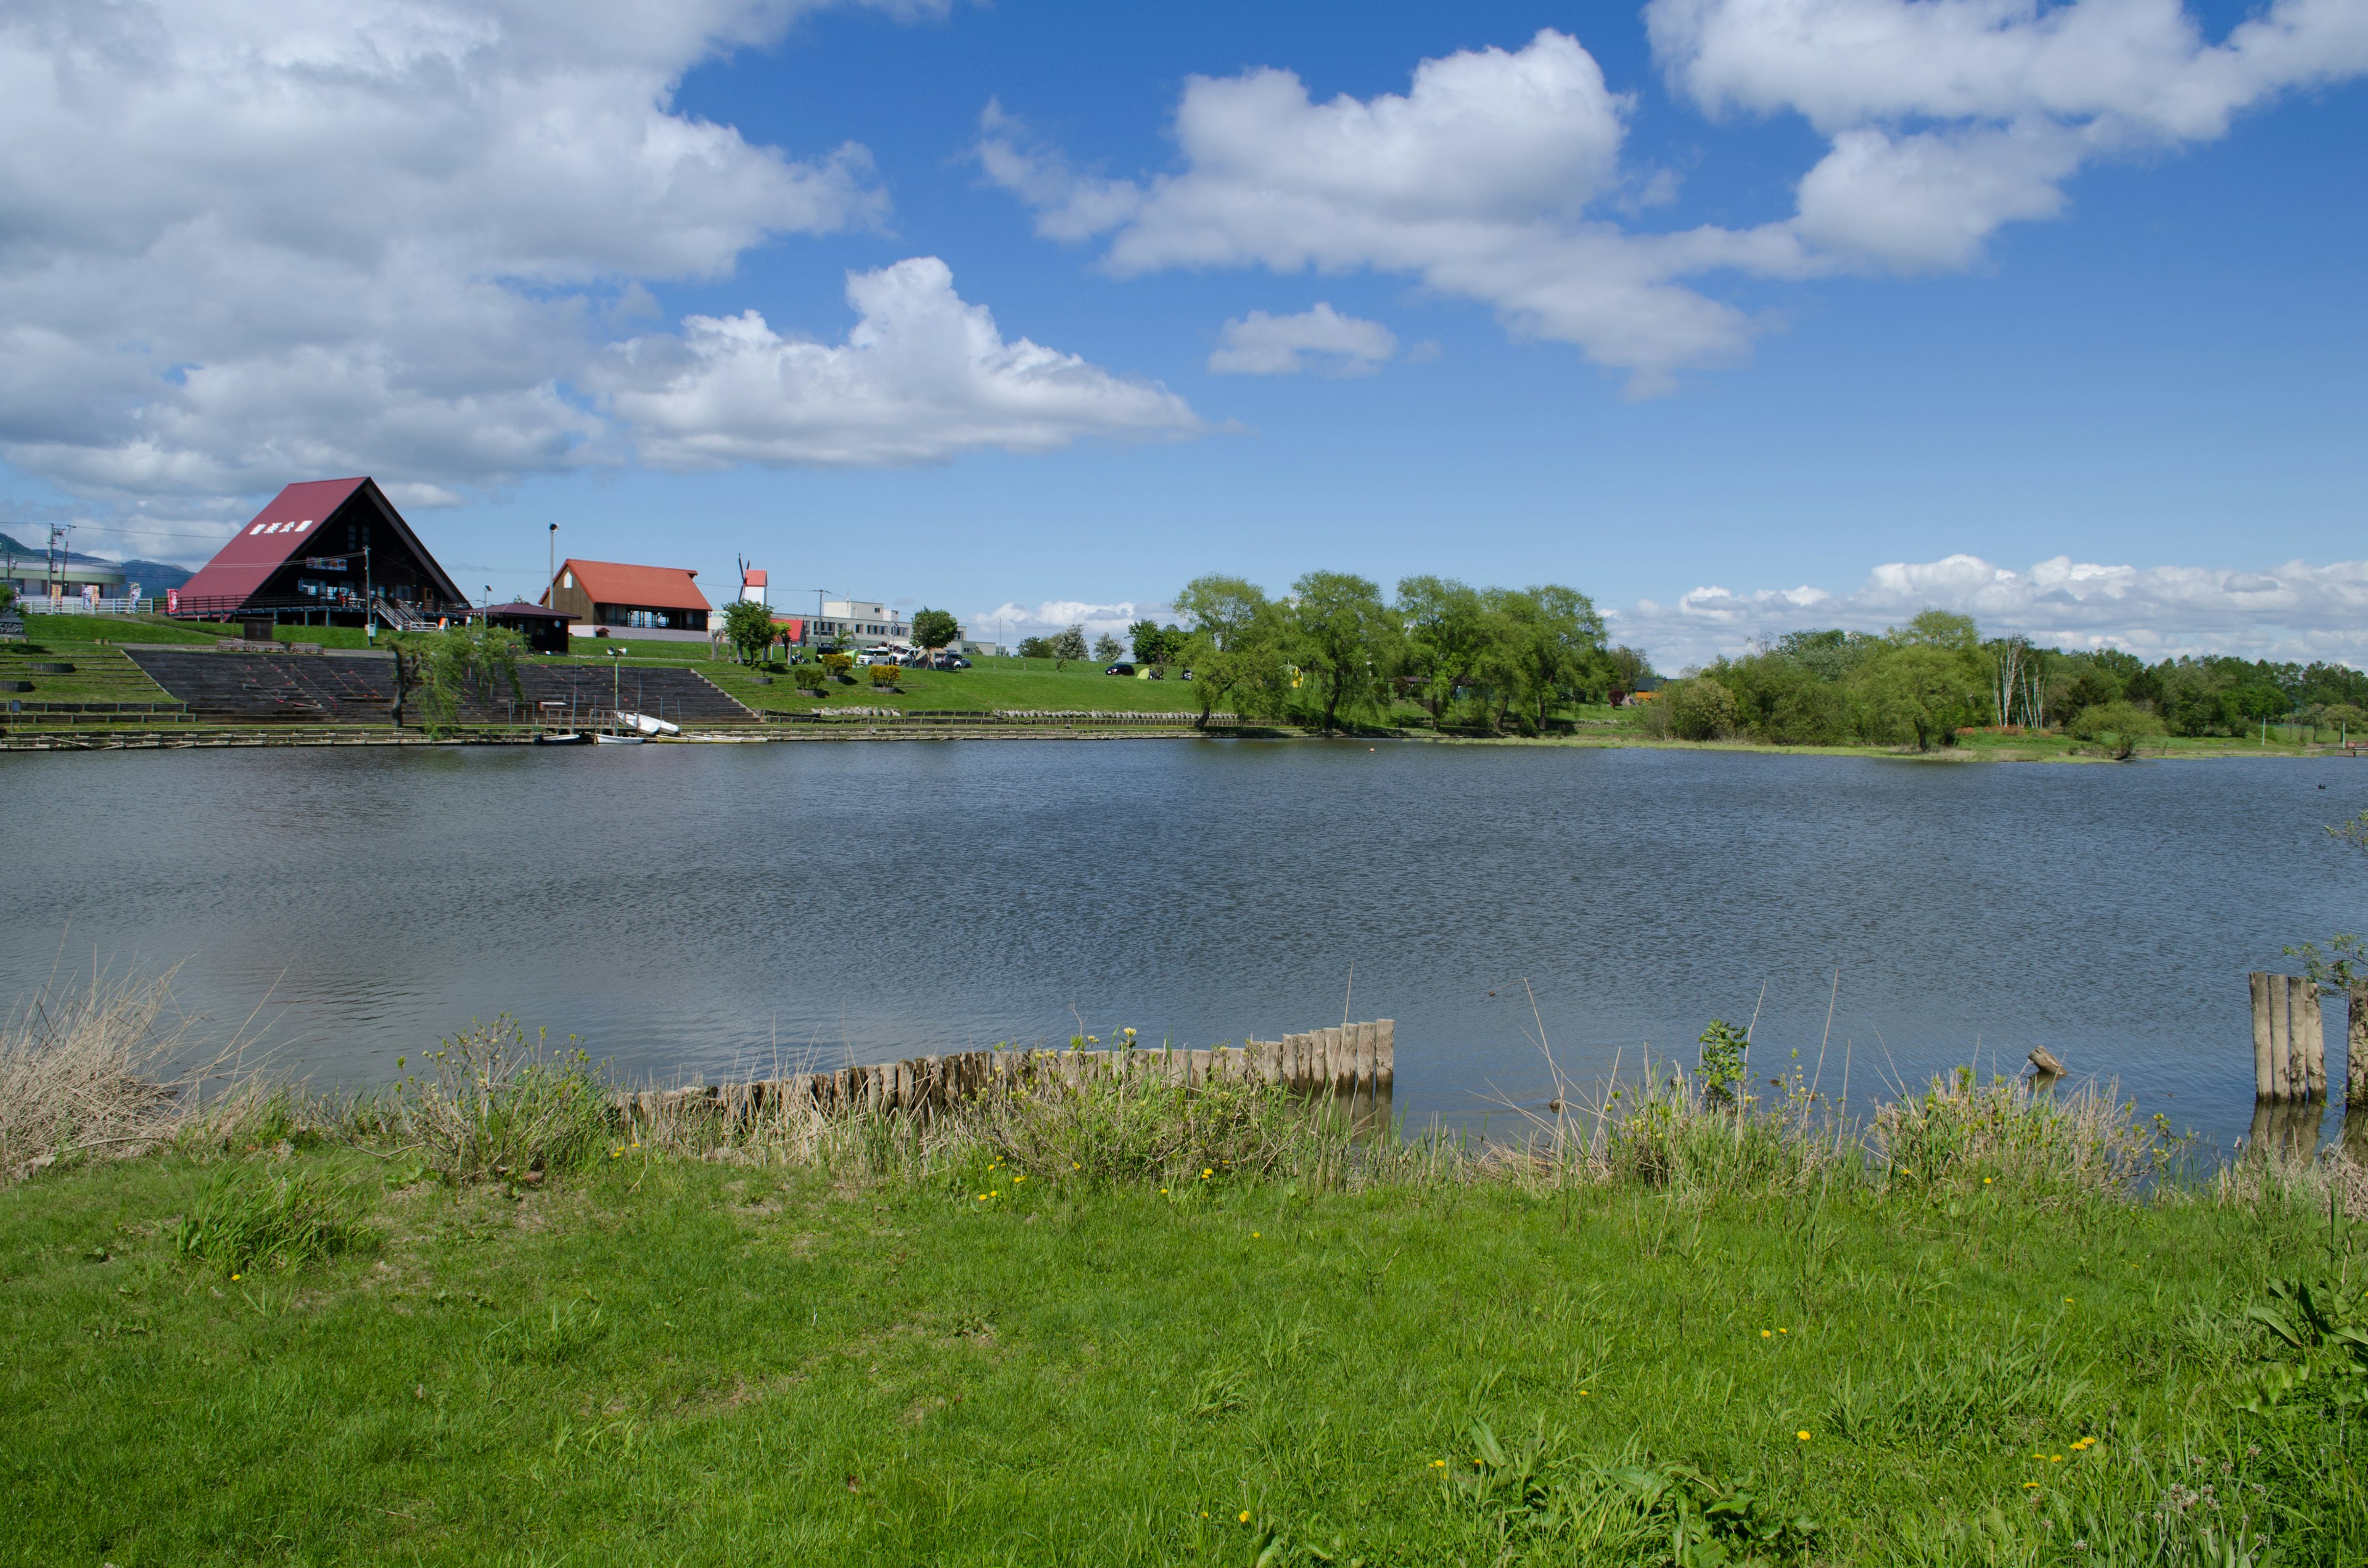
[1,0,2361,665]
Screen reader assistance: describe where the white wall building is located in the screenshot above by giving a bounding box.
[811,599,908,648]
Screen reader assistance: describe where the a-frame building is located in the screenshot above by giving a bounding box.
[173,477,466,627]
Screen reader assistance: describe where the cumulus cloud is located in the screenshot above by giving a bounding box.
[1648,0,2368,272]
[980,31,1759,392]
[599,258,1201,467]
[1207,304,1397,376]
[984,6,2368,383]
[968,597,1169,648]
[0,0,1195,535]
[1615,553,2368,670]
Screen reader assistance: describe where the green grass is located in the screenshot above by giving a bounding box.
[5,1122,2361,1564]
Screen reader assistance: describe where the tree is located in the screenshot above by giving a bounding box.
[2069,700,2164,760]
[1665,676,1739,741]
[1286,571,1394,733]
[1128,618,1183,665]
[720,599,776,665]
[1852,644,1983,750]
[1174,575,1288,727]
[1051,625,1088,666]
[1395,575,1492,724]
[408,623,527,731]
[1017,635,1054,660]
[1606,644,1652,703]
[1090,631,1123,663]
[1489,583,1606,731]
[911,607,960,657]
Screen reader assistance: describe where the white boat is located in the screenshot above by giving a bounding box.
[614,710,680,737]
[592,731,645,745]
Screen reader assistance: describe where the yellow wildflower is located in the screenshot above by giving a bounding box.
[1797,1431,1811,1442]
[1238,1511,1251,1524]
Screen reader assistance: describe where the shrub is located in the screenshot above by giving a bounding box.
[820,652,854,683]
[172,1166,364,1275]
[377,1017,611,1183]
[791,665,826,692]
[868,663,902,690]
[974,1053,1333,1187]
[1665,677,1739,741]
[1696,1019,1749,1106]
[2070,700,2164,758]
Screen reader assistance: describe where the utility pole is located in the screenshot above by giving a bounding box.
[547,522,557,606]
[46,523,68,602]
[363,543,375,643]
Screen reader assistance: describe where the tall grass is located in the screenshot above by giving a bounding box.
[360,1016,611,1183]
[0,967,221,1181]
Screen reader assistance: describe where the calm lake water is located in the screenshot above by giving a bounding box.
[5,740,2361,1149]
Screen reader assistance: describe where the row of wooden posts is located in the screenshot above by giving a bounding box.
[2246,972,2367,1104]
[617,1020,1396,1126]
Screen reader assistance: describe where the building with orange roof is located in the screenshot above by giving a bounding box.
[541,559,711,638]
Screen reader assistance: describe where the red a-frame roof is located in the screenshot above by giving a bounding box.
[178,478,461,607]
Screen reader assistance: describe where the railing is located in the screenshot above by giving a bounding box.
[17,596,157,615]
[161,593,466,623]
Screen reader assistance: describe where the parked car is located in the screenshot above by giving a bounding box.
[1104,661,1135,676]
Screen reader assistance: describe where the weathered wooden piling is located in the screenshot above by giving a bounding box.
[2251,972,2327,1103]
[2351,984,2368,1107]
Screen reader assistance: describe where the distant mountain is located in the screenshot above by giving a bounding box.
[0,533,193,591]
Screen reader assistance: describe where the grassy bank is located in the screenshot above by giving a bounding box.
[4,999,2365,1564]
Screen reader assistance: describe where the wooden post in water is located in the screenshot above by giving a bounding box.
[2267,974,2292,1102]
[1378,1019,1394,1090]
[1354,1021,1376,1093]
[2251,973,2274,1100]
[2351,985,2368,1107]
[2301,987,2327,1101]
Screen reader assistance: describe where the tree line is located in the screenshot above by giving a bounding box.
[1085,573,1647,733]
[1658,609,2368,751]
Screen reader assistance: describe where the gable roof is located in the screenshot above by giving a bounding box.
[178,478,462,607]
[552,558,709,614]
[742,568,767,589]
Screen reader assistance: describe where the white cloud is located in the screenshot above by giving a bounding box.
[968,597,1168,647]
[0,0,1189,519]
[1648,0,2368,272]
[1207,304,1397,376]
[984,7,2368,381]
[1615,552,2368,670]
[980,31,1759,393]
[599,258,1201,467]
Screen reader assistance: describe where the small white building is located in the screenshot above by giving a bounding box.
[810,599,909,649]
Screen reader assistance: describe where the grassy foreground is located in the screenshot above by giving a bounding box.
[4,1033,2366,1567]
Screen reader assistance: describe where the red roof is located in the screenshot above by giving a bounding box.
[742,568,768,588]
[551,558,709,614]
[179,478,368,604]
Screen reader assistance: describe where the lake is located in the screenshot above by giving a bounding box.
[6,739,2361,1150]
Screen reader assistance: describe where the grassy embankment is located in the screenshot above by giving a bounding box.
[4,987,2364,1564]
[10,613,2364,750]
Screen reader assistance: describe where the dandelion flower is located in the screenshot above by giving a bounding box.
[1579,1390,1590,1397]
[231,1273,241,1282]
[1252,1231,1260,1238]
[2025,1481,2041,1490]
[1797,1431,1811,1442]
[1762,1330,1772,1339]
[1983,1176,1994,1184]
[1778,1328,1788,1334]
[2050,1455,2063,1463]
[1238,1511,1251,1524]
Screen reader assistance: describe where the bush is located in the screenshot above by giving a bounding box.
[1664,677,1739,741]
[974,1053,1332,1188]
[791,665,825,692]
[2070,699,2164,758]
[868,663,902,690]
[172,1166,364,1275]
[377,1017,611,1184]
[820,652,854,683]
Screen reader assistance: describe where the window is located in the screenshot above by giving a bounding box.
[563,570,574,589]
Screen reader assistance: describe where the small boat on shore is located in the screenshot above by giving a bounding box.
[591,731,644,745]
[535,731,591,746]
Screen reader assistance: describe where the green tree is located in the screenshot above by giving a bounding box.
[1092,632,1124,663]
[911,607,960,657]
[408,624,528,731]
[1489,583,1606,731]
[1852,644,1983,750]
[1051,625,1088,666]
[1174,576,1288,726]
[1016,635,1053,660]
[1287,571,1395,733]
[2069,700,2165,760]
[1664,676,1739,741]
[720,599,776,665]
[1395,575,1492,723]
